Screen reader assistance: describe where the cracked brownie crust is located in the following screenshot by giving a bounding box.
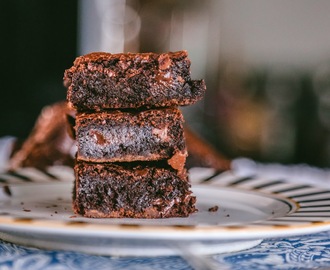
[64,51,206,111]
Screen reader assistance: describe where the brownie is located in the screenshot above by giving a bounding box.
[9,101,76,170]
[184,125,231,171]
[73,161,196,218]
[75,108,187,172]
[64,51,206,111]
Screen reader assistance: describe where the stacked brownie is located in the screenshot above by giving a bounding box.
[64,51,206,218]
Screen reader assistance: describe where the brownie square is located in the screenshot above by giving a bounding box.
[73,161,197,218]
[75,108,187,172]
[64,51,206,111]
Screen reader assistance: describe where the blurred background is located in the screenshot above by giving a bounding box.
[1,0,330,167]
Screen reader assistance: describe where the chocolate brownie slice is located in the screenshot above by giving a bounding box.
[73,161,196,218]
[9,101,76,170]
[64,51,206,111]
[75,108,187,172]
[184,125,231,171]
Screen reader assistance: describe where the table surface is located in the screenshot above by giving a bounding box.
[1,231,330,270]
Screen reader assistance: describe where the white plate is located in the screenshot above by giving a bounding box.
[0,167,330,256]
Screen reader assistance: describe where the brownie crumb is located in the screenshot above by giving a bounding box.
[3,185,12,196]
[23,209,31,212]
[208,205,219,212]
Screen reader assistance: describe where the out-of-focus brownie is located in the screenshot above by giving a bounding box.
[9,101,76,170]
[75,108,187,173]
[184,126,231,171]
[73,161,196,218]
[64,51,206,111]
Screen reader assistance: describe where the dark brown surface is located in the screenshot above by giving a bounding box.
[64,51,206,111]
[75,108,187,172]
[73,161,196,218]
